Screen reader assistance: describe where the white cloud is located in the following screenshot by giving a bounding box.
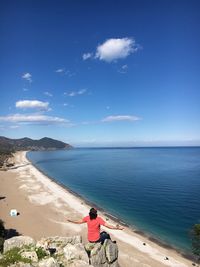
[64,89,87,97]
[102,115,141,122]
[65,70,75,77]
[95,38,138,62]
[77,89,87,95]
[9,125,20,129]
[0,124,19,130]
[55,68,65,73]
[22,72,32,82]
[122,64,128,70]
[16,100,49,111]
[55,68,75,77]
[0,114,69,125]
[63,103,74,108]
[82,53,93,60]
[44,92,53,97]
[68,92,76,97]
[118,64,128,74]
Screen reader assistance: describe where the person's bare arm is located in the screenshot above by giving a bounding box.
[67,219,85,224]
[104,223,124,230]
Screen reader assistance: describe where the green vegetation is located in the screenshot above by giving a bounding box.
[191,224,200,262]
[35,246,48,260]
[0,245,48,266]
[0,247,32,267]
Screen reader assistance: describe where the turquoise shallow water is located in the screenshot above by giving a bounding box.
[27,147,200,252]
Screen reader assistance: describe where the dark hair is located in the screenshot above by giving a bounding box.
[89,208,97,220]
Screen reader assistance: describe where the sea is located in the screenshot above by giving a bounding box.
[27,147,200,253]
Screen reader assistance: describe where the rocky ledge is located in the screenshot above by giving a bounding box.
[0,235,120,267]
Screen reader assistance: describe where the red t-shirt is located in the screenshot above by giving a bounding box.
[83,215,106,242]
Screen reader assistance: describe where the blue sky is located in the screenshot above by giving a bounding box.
[0,0,200,147]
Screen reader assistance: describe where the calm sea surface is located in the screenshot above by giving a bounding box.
[27,147,200,252]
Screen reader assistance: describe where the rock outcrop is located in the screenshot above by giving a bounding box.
[85,239,119,267]
[0,235,120,267]
[4,236,35,253]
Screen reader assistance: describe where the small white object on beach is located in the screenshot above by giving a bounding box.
[10,209,18,216]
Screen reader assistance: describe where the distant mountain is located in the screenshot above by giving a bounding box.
[0,136,72,152]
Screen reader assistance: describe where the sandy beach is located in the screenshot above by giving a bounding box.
[0,151,193,267]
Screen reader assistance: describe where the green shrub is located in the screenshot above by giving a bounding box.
[0,247,32,266]
[35,247,48,260]
[21,244,34,251]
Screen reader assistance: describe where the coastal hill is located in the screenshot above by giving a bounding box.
[0,136,72,167]
[0,136,72,152]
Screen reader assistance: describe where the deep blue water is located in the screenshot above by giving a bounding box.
[27,147,200,252]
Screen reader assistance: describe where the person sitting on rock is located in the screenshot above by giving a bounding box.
[67,207,123,244]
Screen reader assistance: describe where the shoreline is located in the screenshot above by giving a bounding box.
[26,151,191,257]
[0,151,194,267]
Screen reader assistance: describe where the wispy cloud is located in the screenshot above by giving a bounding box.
[44,92,53,97]
[63,103,74,108]
[79,115,141,125]
[0,114,70,125]
[0,125,19,130]
[65,70,75,77]
[16,100,49,111]
[55,68,65,73]
[64,89,87,97]
[22,72,32,82]
[83,38,140,63]
[55,68,75,77]
[118,64,128,74]
[102,115,141,122]
[82,53,93,60]
[9,125,20,129]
